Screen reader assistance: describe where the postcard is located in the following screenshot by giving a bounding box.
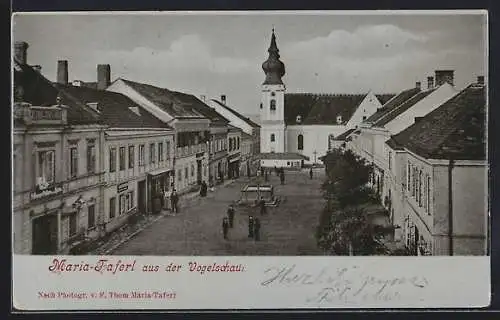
[11,10,490,311]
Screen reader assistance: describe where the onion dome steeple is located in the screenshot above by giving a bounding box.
[262,28,285,85]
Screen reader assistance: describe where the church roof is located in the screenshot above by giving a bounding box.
[386,84,486,160]
[284,93,367,125]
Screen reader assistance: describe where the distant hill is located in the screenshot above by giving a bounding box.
[244,114,260,125]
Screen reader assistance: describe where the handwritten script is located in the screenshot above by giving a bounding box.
[260,264,429,304]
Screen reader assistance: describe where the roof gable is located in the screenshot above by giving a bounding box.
[119,79,205,118]
[366,87,421,124]
[285,93,367,125]
[389,84,486,160]
[373,89,434,127]
[211,99,260,128]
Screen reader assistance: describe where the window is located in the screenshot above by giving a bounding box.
[229,138,232,151]
[150,143,156,164]
[87,204,95,228]
[418,170,423,207]
[69,215,77,237]
[139,145,145,166]
[119,147,126,171]
[260,103,263,109]
[270,99,276,111]
[336,115,342,124]
[119,194,127,215]
[158,142,164,162]
[128,146,135,169]
[109,197,116,219]
[178,169,182,181]
[128,191,134,210]
[427,175,431,214]
[271,134,275,142]
[388,151,392,170]
[298,134,304,150]
[185,167,188,179]
[87,144,96,174]
[69,147,78,178]
[407,162,411,191]
[271,92,276,97]
[166,141,170,159]
[237,137,240,150]
[37,150,55,186]
[191,164,195,177]
[362,116,367,121]
[109,147,116,172]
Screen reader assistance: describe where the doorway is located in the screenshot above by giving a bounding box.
[32,214,58,254]
[197,159,202,184]
[138,180,146,214]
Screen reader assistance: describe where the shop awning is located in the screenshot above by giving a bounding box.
[147,167,174,177]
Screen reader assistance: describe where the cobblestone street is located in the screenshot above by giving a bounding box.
[111,169,325,255]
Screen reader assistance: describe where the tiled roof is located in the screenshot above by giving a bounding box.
[284,93,367,125]
[257,152,310,160]
[13,61,100,125]
[375,94,396,105]
[120,79,205,118]
[211,99,261,128]
[334,128,356,141]
[373,89,434,127]
[366,87,421,124]
[54,84,172,129]
[387,84,486,160]
[170,91,229,124]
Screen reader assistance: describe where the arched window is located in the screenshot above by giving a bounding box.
[271,92,276,97]
[297,134,304,150]
[270,134,275,142]
[270,99,276,111]
[260,103,263,109]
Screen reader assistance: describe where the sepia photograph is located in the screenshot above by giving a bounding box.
[12,11,488,260]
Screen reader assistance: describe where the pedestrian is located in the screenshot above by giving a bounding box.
[264,170,268,182]
[274,166,278,176]
[200,181,207,197]
[254,217,261,241]
[309,167,313,180]
[260,167,264,177]
[259,196,267,215]
[170,189,179,214]
[248,216,254,238]
[247,165,251,177]
[227,204,235,228]
[222,217,229,240]
[164,189,170,210]
[280,171,285,185]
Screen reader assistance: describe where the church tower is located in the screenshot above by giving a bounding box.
[260,29,286,153]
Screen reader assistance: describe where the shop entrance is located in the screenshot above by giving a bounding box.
[32,213,58,254]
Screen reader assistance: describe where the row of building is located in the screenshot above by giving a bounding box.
[12,41,260,255]
[333,70,488,256]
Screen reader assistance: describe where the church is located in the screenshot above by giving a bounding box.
[258,29,394,167]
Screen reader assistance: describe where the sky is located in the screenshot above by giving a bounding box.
[13,12,487,116]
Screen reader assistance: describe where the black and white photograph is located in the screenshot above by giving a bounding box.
[12,11,488,259]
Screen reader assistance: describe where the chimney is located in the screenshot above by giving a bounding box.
[97,64,111,90]
[435,70,454,87]
[32,65,42,73]
[427,76,434,90]
[221,95,226,104]
[415,82,421,89]
[57,60,68,85]
[477,76,485,85]
[14,41,28,64]
[200,95,206,102]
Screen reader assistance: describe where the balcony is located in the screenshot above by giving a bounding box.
[14,102,67,126]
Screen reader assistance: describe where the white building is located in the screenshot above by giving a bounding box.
[385,82,487,255]
[257,30,390,166]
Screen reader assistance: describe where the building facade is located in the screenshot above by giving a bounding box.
[227,125,242,179]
